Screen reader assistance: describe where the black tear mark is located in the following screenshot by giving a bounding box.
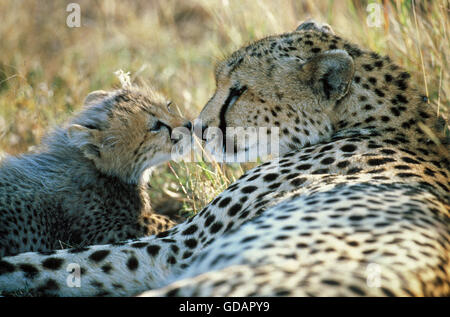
[218,85,248,140]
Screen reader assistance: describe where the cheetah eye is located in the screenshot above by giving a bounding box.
[166,101,173,113]
[224,85,248,112]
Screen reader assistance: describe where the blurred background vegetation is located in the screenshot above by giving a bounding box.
[0,0,448,219]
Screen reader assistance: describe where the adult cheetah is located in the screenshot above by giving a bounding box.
[0,87,190,257]
[0,21,448,297]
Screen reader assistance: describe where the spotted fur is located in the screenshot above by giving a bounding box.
[0,21,448,297]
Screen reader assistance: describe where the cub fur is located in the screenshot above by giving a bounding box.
[0,87,190,257]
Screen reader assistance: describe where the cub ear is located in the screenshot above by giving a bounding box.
[301,49,354,105]
[296,20,334,34]
[83,90,110,107]
[67,124,102,160]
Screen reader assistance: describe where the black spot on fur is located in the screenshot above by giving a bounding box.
[296,164,312,170]
[131,242,148,248]
[374,60,383,68]
[349,285,365,296]
[19,263,39,279]
[321,157,335,165]
[319,145,334,153]
[241,186,258,194]
[322,279,341,286]
[291,177,307,186]
[205,215,216,227]
[147,245,161,256]
[341,144,357,152]
[263,173,279,182]
[381,288,396,297]
[42,258,64,270]
[182,225,198,236]
[396,173,418,178]
[37,279,59,293]
[184,239,198,249]
[396,94,408,104]
[367,158,395,166]
[374,88,385,97]
[390,107,401,116]
[88,250,110,262]
[126,256,139,271]
[101,264,113,274]
[90,281,104,288]
[362,64,373,71]
[228,204,242,216]
[156,231,170,238]
[210,222,224,234]
[0,260,15,274]
[401,157,420,164]
[343,43,363,57]
[242,235,258,243]
[384,74,393,82]
[218,197,232,208]
[337,161,350,168]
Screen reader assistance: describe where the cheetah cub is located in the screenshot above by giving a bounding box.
[0,87,191,257]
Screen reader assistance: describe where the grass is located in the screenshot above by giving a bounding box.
[0,0,448,218]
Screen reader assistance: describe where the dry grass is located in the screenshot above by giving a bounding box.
[0,0,448,217]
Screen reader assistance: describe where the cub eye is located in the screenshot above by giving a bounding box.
[149,120,172,135]
[149,120,164,132]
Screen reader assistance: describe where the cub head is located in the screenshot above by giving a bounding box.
[67,88,191,184]
[197,21,355,158]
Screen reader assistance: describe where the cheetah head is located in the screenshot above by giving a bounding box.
[67,88,191,184]
[197,21,355,158]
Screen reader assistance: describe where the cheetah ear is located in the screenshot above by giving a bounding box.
[67,124,102,159]
[84,90,110,106]
[302,49,354,105]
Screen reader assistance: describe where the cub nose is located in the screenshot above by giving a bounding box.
[171,121,193,144]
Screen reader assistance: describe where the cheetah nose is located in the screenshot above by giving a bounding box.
[183,121,193,131]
